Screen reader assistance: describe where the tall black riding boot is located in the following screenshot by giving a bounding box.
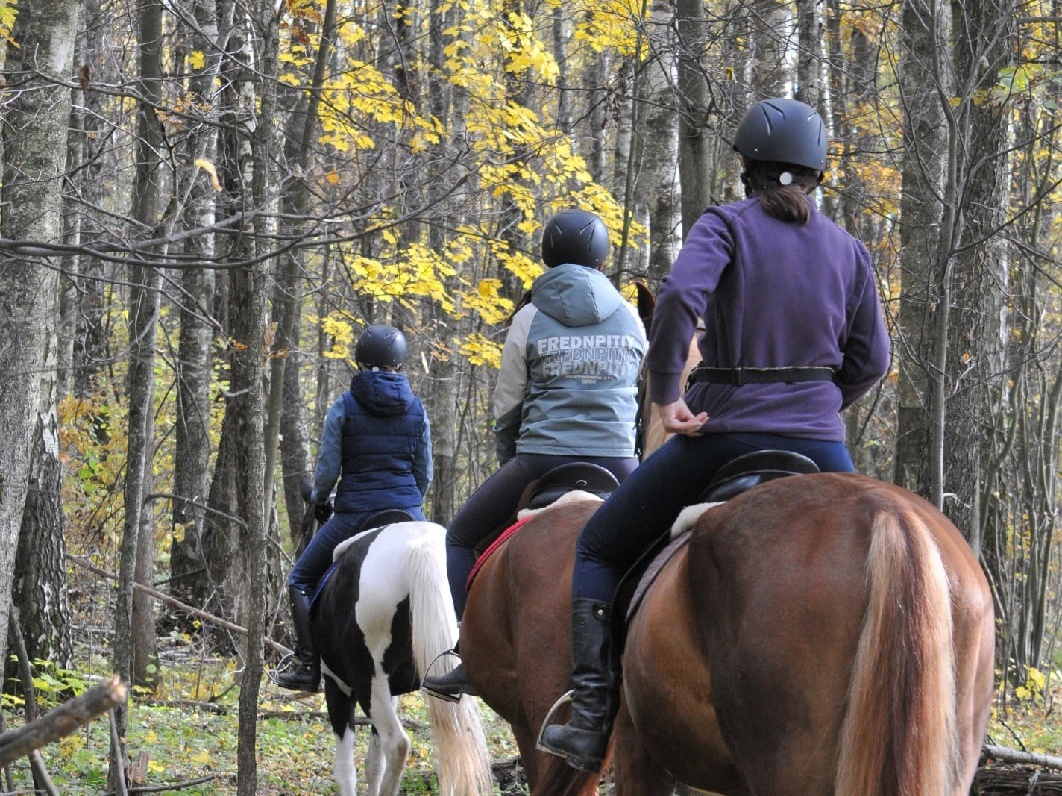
[537,599,619,772]
[275,586,320,692]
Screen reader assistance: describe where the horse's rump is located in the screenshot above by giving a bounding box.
[618,473,994,796]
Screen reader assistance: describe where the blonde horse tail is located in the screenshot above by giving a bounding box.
[835,507,961,796]
[407,528,494,796]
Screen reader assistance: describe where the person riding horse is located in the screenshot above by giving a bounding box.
[538,97,892,771]
[421,208,647,701]
[276,324,433,692]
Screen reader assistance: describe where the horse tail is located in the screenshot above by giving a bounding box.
[835,507,961,796]
[406,531,494,796]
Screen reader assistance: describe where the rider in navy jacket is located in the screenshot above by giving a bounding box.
[276,324,432,692]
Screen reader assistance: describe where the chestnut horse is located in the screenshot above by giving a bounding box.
[460,494,607,796]
[460,474,995,796]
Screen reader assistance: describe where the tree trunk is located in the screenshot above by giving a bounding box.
[893,0,948,497]
[942,0,1015,554]
[12,401,72,673]
[640,0,681,286]
[0,0,79,692]
[112,0,164,786]
[675,0,711,239]
[170,0,222,616]
[269,0,336,554]
[235,0,280,789]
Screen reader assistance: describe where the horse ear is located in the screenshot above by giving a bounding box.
[634,280,656,335]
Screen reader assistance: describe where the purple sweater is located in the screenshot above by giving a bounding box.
[647,196,890,440]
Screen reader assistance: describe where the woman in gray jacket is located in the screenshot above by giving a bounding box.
[422,208,646,700]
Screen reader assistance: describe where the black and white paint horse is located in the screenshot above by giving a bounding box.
[312,520,493,796]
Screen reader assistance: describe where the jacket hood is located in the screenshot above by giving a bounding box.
[350,370,415,416]
[532,263,623,328]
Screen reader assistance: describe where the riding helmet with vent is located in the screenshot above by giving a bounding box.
[733,98,828,171]
[541,209,610,269]
[355,324,408,369]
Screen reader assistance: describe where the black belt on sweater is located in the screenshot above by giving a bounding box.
[687,365,836,387]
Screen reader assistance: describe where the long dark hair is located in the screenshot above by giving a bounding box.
[741,160,822,225]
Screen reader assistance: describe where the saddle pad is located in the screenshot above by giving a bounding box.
[465,514,534,592]
[623,530,691,625]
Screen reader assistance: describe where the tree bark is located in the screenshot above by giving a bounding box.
[0,0,79,692]
[942,0,1015,555]
[675,0,711,239]
[640,0,681,286]
[893,0,949,497]
[112,0,165,787]
[170,0,222,616]
[235,0,280,789]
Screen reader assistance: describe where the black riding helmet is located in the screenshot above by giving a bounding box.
[355,324,408,369]
[733,98,827,171]
[541,209,610,269]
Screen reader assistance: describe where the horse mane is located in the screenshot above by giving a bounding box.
[834,506,961,796]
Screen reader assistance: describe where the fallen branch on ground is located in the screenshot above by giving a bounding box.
[66,555,292,656]
[0,676,127,767]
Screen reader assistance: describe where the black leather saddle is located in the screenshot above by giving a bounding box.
[524,462,621,511]
[698,449,820,502]
[619,450,821,625]
[357,508,418,533]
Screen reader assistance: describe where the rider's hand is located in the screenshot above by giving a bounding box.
[314,502,334,524]
[655,399,709,437]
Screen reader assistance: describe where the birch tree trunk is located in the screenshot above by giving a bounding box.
[640,0,681,285]
[0,0,79,691]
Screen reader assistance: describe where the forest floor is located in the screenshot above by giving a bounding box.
[0,630,1059,795]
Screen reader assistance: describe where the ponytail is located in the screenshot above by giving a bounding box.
[741,160,822,224]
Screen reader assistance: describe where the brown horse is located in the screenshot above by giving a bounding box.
[462,473,995,796]
[460,494,607,796]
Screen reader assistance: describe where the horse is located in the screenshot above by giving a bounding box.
[460,473,995,796]
[459,493,607,796]
[311,519,494,796]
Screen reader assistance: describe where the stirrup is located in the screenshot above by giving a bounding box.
[535,689,574,751]
[421,650,474,703]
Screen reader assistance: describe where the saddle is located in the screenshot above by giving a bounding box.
[619,450,820,625]
[357,509,418,532]
[467,462,621,589]
[522,462,621,511]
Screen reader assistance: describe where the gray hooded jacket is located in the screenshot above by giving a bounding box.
[493,263,647,462]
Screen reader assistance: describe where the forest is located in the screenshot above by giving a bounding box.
[0,0,1059,790]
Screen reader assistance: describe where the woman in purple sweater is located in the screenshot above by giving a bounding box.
[540,97,891,771]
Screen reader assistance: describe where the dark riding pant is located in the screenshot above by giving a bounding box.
[290,506,426,594]
[572,432,854,604]
[446,453,638,619]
